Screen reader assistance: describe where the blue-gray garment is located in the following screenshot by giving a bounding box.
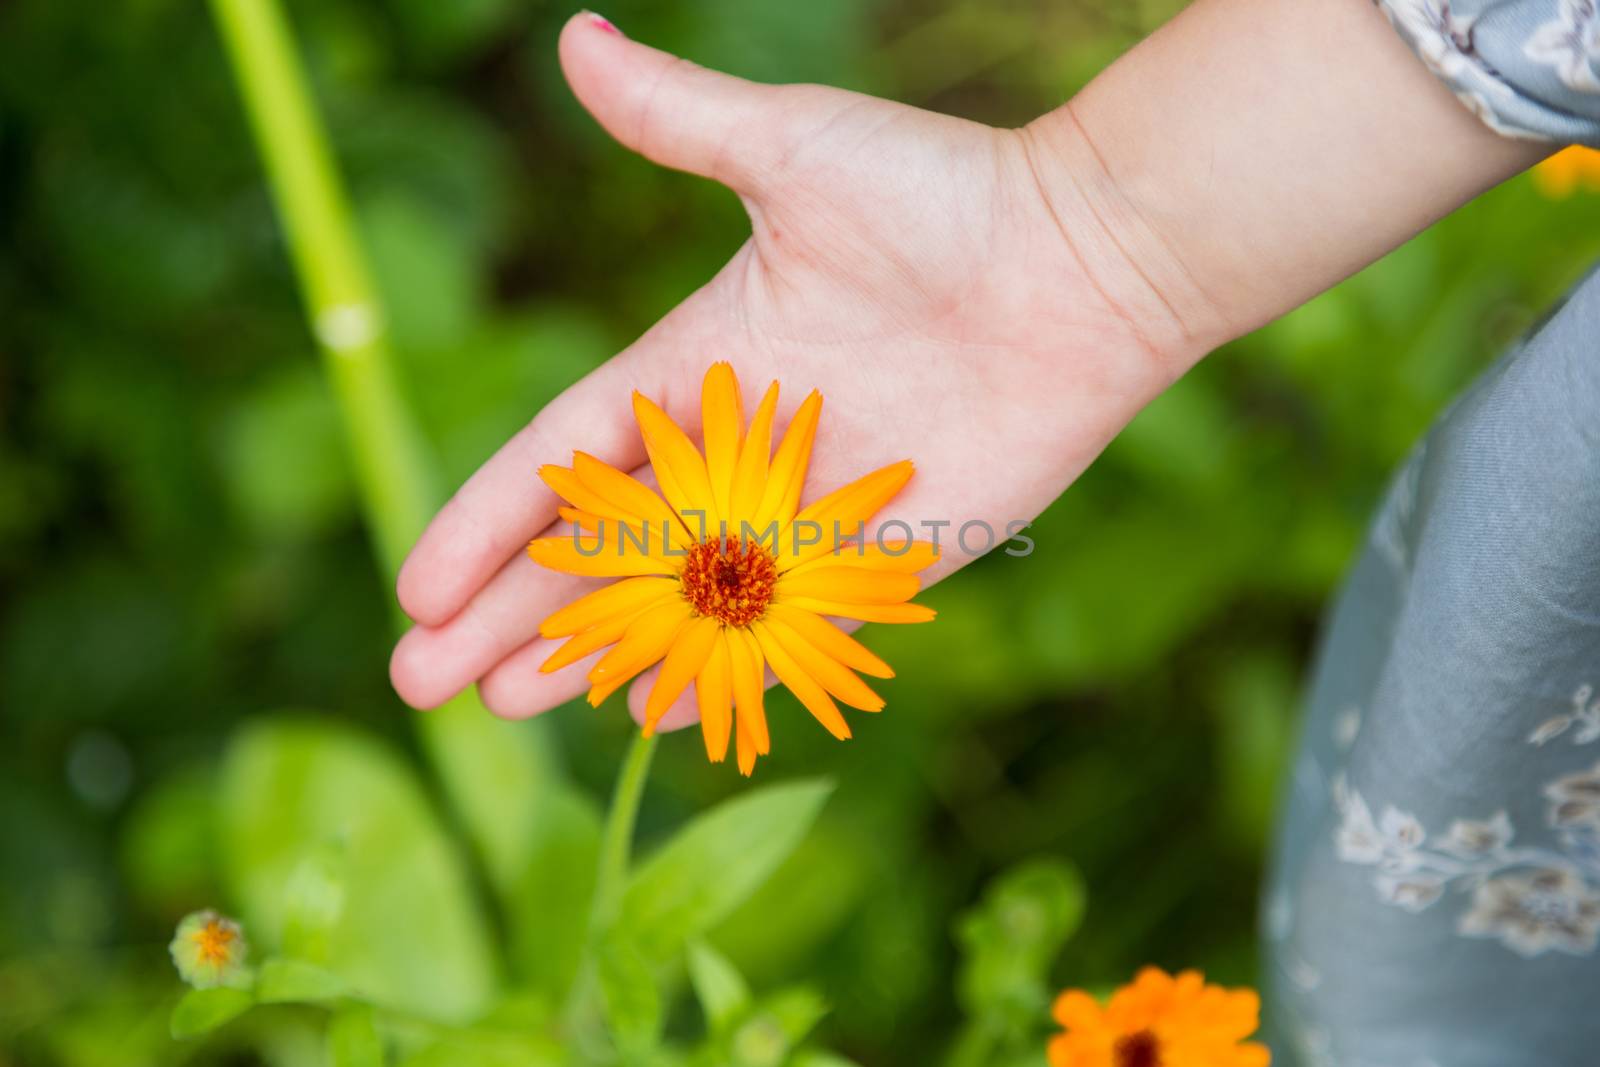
[1261,264,1600,1065]
[1378,0,1600,146]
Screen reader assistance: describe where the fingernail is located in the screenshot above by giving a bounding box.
[582,10,621,35]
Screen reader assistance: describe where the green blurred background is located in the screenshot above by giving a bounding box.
[3,0,1600,1064]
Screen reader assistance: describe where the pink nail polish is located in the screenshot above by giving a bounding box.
[584,11,620,35]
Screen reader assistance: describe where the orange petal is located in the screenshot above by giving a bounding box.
[725,627,770,754]
[752,621,850,740]
[585,599,692,705]
[780,597,936,625]
[528,534,675,578]
[539,577,680,638]
[540,603,659,674]
[701,363,743,524]
[779,566,921,605]
[735,707,759,776]
[760,615,883,712]
[572,451,686,540]
[777,460,913,571]
[633,391,718,532]
[696,632,734,762]
[541,464,629,520]
[753,390,821,532]
[643,617,720,735]
[786,539,940,576]
[1052,989,1103,1031]
[557,506,603,533]
[765,604,894,679]
[729,382,779,529]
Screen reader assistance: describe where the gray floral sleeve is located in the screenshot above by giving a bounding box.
[1380,0,1600,145]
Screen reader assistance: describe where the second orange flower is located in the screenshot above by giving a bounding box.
[527,363,937,774]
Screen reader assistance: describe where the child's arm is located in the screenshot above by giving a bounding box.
[390,0,1548,723]
[1025,0,1547,354]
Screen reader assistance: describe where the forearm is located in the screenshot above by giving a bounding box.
[1023,0,1551,367]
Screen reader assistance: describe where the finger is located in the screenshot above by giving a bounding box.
[394,314,709,628]
[558,11,793,192]
[391,551,605,709]
[475,635,598,720]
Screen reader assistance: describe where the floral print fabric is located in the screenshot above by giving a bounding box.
[1261,266,1600,1066]
[1380,0,1600,145]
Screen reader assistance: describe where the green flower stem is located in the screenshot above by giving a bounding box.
[592,731,659,931]
[564,731,658,1051]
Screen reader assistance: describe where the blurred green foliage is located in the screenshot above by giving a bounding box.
[4,0,1600,1064]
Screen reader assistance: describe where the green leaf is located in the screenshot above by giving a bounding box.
[507,783,603,999]
[686,940,751,1034]
[619,779,833,963]
[328,1004,383,1067]
[281,840,346,964]
[596,931,662,1058]
[169,987,253,1040]
[954,858,1086,1026]
[790,1054,864,1067]
[255,957,351,1004]
[415,697,562,899]
[759,986,828,1044]
[219,717,496,1023]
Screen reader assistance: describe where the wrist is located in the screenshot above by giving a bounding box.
[1011,112,1232,378]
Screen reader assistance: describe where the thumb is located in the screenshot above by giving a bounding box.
[558,11,789,191]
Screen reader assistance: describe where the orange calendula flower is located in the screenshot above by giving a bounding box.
[1049,967,1269,1067]
[1532,145,1600,198]
[527,362,938,775]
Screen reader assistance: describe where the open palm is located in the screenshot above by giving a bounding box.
[390,13,1188,733]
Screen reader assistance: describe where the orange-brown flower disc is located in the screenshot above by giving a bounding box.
[680,535,777,627]
[1113,1031,1160,1067]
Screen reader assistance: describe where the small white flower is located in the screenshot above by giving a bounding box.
[1545,761,1600,830]
[1335,789,1386,865]
[1382,0,1482,79]
[1375,872,1447,912]
[1458,868,1600,957]
[1525,0,1600,93]
[1379,805,1427,850]
[1440,810,1514,858]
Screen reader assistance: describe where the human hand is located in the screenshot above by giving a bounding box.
[388,12,1192,734]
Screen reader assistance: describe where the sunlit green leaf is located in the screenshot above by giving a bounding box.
[327,1004,383,1067]
[619,779,833,963]
[955,858,1086,1022]
[596,930,662,1058]
[219,717,496,1023]
[414,699,562,899]
[507,783,603,999]
[256,957,350,1004]
[759,986,828,1044]
[281,841,346,964]
[170,987,253,1040]
[687,940,751,1034]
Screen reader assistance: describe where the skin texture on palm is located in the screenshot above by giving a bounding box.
[390,2,1547,732]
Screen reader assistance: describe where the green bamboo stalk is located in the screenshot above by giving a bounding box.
[209,0,556,894]
[208,0,437,573]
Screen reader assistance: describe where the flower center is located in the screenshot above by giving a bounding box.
[681,535,777,627]
[193,919,236,965]
[1114,1030,1162,1067]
